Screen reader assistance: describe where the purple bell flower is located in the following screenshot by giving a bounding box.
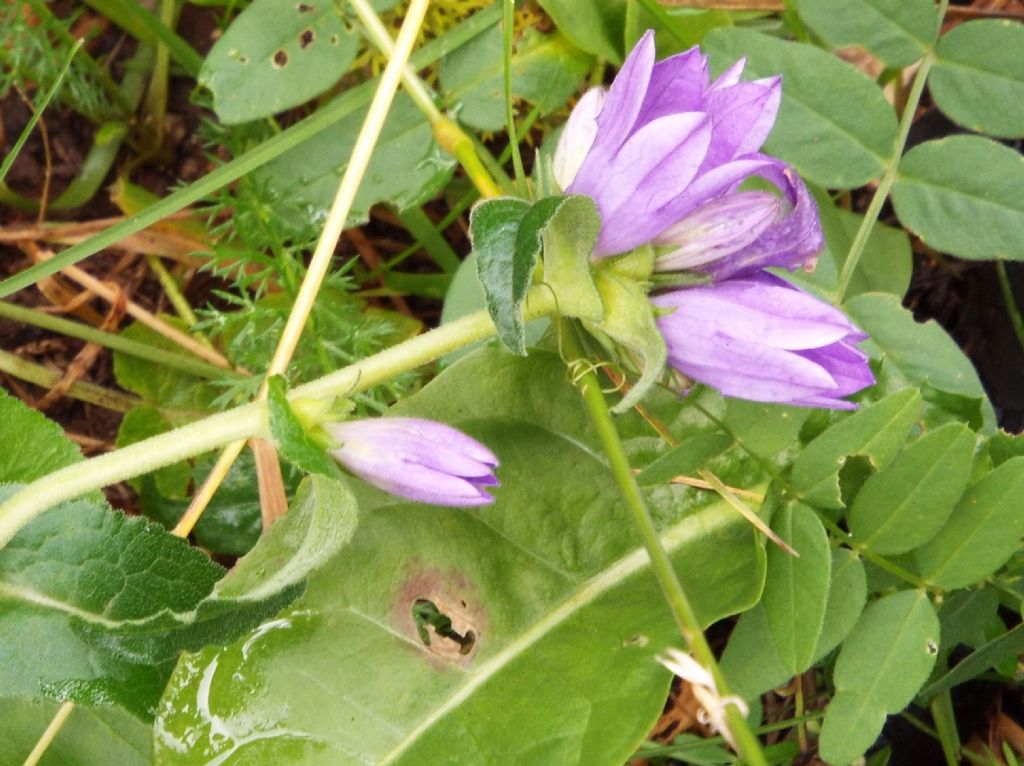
[553,29,807,263]
[653,273,875,409]
[325,418,499,507]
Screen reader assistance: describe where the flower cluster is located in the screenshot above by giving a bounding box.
[326,417,499,507]
[553,31,873,409]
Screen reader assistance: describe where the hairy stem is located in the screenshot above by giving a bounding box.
[0,290,557,549]
[562,321,768,766]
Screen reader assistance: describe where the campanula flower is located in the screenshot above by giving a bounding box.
[325,418,499,506]
[653,273,874,409]
[552,29,808,262]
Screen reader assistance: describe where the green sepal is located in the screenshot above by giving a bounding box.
[586,260,666,414]
[266,376,346,481]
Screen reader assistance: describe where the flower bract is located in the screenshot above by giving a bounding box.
[325,418,499,507]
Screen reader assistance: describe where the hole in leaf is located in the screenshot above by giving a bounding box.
[237,54,250,65]
[412,598,476,655]
[299,29,315,49]
[926,639,938,655]
[297,2,315,11]
[273,49,289,68]
[329,33,340,46]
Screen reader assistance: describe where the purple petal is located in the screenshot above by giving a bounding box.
[585,112,710,255]
[574,30,655,182]
[709,58,746,92]
[704,78,780,166]
[636,47,709,125]
[654,191,782,271]
[326,417,499,507]
[704,168,824,280]
[552,88,606,190]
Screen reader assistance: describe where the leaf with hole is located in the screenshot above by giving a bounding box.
[847,422,975,555]
[794,0,937,67]
[819,590,940,765]
[154,348,767,765]
[930,19,1024,139]
[704,28,898,188]
[201,0,363,124]
[892,136,1024,262]
[791,389,921,508]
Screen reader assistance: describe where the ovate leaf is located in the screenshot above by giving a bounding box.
[791,389,921,508]
[0,388,84,483]
[819,590,939,765]
[762,504,831,672]
[912,457,1024,589]
[705,28,898,188]
[794,0,937,67]
[892,136,1024,262]
[848,423,975,555]
[931,20,1024,139]
[201,0,361,124]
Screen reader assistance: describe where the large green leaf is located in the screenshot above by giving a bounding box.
[847,423,975,555]
[439,26,592,131]
[790,389,921,508]
[892,136,1024,262]
[912,457,1024,589]
[704,28,898,188]
[154,349,766,765]
[930,20,1024,139]
[794,0,937,67]
[200,0,375,124]
[1,697,150,766]
[258,92,456,231]
[0,489,220,719]
[819,590,940,765]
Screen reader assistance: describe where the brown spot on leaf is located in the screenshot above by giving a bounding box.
[397,565,485,667]
[299,29,315,49]
[273,50,289,68]
[297,2,315,11]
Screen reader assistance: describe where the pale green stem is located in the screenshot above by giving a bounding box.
[834,0,948,304]
[348,0,504,199]
[0,290,557,549]
[0,348,148,414]
[561,321,767,766]
[145,256,198,327]
[997,261,1024,352]
[0,300,235,380]
[502,0,527,195]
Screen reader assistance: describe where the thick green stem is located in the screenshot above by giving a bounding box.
[0,290,557,549]
[561,321,767,766]
[834,0,948,304]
